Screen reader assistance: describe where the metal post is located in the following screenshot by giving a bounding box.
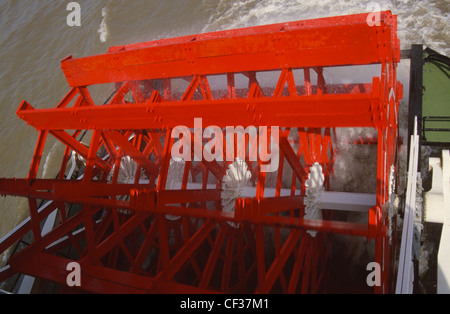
[408,44,423,172]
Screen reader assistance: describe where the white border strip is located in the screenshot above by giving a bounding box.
[396,117,420,294]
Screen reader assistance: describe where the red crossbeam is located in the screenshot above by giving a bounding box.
[62,11,399,87]
[17,91,379,130]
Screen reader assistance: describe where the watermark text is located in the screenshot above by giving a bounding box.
[66,262,81,287]
[366,262,381,287]
[171,118,280,173]
[66,2,81,27]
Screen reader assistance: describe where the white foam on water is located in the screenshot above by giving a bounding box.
[202,0,449,56]
[98,7,108,43]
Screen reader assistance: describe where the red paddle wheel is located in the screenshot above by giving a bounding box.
[0,11,402,294]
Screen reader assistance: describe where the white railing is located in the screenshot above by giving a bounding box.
[396,117,420,294]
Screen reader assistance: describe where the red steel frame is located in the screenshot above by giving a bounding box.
[0,11,401,294]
